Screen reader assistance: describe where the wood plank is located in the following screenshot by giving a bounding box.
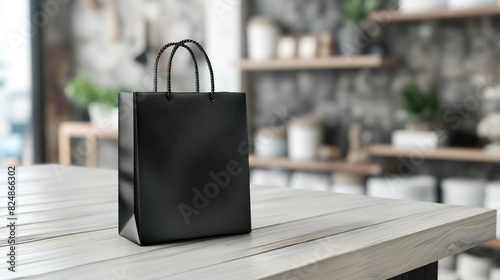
[482,239,500,250]
[237,56,400,71]
[31,203,494,280]
[0,199,443,277]
[249,155,387,175]
[370,6,500,22]
[369,144,500,163]
[59,122,118,138]
[0,165,495,279]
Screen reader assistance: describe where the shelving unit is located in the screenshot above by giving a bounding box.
[369,145,500,163]
[249,155,388,176]
[370,6,500,22]
[237,56,400,71]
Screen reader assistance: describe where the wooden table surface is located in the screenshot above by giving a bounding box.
[0,165,496,279]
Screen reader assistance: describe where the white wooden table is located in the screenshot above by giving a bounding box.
[0,165,496,279]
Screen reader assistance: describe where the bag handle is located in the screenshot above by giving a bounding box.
[153,42,199,93]
[167,39,215,102]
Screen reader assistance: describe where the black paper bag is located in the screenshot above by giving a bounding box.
[118,39,251,246]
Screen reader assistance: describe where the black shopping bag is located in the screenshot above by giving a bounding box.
[118,39,251,246]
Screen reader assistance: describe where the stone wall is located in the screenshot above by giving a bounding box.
[72,0,205,92]
[249,0,500,179]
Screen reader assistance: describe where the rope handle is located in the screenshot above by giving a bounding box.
[153,42,199,92]
[166,39,215,102]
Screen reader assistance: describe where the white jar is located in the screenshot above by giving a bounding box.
[254,126,287,158]
[399,0,447,13]
[485,181,500,238]
[331,173,365,195]
[289,172,330,192]
[287,118,323,161]
[490,268,500,280]
[441,178,486,207]
[448,0,496,10]
[456,253,493,280]
[247,17,280,61]
[367,175,437,202]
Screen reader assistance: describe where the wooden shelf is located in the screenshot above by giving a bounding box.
[482,239,500,250]
[370,7,500,22]
[369,145,500,163]
[249,155,386,176]
[237,56,400,71]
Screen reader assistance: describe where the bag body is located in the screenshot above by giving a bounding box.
[118,40,251,246]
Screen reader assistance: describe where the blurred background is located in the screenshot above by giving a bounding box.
[2,0,500,278]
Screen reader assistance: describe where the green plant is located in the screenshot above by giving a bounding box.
[402,83,440,122]
[64,76,128,108]
[342,0,381,25]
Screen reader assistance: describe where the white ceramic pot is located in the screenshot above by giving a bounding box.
[88,103,119,129]
[276,36,297,59]
[438,269,458,280]
[330,184,365,195]
[485,181,500,238]
[250,169,290,188]
[254,126,287,158]
[247,17,280,61]
[391,130,441,149]
[289,172,330,192]
[287,118,323,161]
[367,175,437,202]
[439,255,456,270]
[441,178,486,207]
[490,268,500,280]
[456,253,493,280]
[399,0,447,13]
[448,0,496,10]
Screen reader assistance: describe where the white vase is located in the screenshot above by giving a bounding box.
[247,17,280,61]
[441,178,486,207]
[287,118,323,161]
[88,103,119,129]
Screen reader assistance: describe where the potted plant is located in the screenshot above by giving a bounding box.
[65,76,127,129]
[401,83,440,131]
[339,0,381,56]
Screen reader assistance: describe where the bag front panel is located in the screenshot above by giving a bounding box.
[134,92,251,244]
